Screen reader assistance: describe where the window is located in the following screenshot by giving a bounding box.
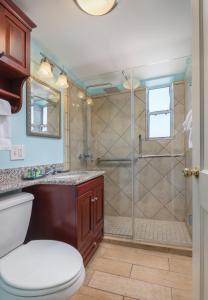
[147,85,173,139]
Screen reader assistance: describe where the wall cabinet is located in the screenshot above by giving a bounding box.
[0,0,36,112]
[23,176,104,265]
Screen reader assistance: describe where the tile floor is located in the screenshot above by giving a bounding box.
[105,216,192,248]
[71,242,192,300]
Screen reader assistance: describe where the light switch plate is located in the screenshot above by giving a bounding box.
[10,145,25,160]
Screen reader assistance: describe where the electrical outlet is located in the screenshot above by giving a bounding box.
[10,145,25,160]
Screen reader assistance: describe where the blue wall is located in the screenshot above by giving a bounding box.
[0,41,65,169]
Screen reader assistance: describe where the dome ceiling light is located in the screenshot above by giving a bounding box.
[74,0,119,16]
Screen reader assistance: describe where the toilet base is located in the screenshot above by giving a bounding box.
[0,269,85,300]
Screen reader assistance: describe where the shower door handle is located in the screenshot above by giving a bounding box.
[139,134,142,156]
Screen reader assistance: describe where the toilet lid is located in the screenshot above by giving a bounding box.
[0,240,83,290]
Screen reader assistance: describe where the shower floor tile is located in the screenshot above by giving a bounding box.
[104,216,192,248]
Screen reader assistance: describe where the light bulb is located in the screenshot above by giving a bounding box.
[74,0,118,16]
[38,58,53,78]
[56,72,69,88]
[86,97,93,105]
[78,90,86,100]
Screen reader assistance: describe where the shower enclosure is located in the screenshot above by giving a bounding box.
[80,57,192,249]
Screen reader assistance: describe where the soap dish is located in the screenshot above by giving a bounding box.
[22,174,46,181]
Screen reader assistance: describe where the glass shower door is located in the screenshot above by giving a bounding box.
[86,70,135,238]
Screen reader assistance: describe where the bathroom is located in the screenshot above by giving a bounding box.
[0,0,206,299]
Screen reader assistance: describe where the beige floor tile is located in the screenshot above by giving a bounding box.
[169,258,192,274]
[89,271,172,300]
[172,288,192,300]
[71,286,123,300]
[102,246,169,270]
[88,256,132,277]
[131,265,192,290]
[84,267,95,285]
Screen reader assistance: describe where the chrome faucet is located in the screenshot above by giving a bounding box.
[45,164,57,175]
[78,153,93,161]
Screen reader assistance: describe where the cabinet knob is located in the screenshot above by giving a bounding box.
[93,241,97,247]
[94,197,98,201]
[91,198,95,202]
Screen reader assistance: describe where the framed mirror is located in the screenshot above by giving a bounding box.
[26,77,61,139]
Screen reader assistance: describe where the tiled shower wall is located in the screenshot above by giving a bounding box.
[64,83,87,171]
[89,82,186,222]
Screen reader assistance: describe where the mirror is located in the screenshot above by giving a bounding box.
[26,77,61,138]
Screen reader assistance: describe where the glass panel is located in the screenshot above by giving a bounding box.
[149,113,171,138]
[132,59,192,248]
[85,69,134,239]
[149,86,170,112]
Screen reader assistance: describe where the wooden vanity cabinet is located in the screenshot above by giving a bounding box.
[23,176,104,265]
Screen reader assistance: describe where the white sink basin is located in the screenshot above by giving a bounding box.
[55,171,90,180]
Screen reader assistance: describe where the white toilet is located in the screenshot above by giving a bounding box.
[0,192,85,300]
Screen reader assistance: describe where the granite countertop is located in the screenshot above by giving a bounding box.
[0,171,105,195]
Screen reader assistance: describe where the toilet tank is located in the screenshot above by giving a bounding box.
[0,192,34,258]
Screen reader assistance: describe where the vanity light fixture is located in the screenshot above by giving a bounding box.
[38,58,53,78]
[38,53,69,89]
[78,90,86,100]
[86,96,93,105]
[74,0,119,16]
[56,72,69,88]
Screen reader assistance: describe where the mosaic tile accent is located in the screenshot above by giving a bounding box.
[104,216,192,248]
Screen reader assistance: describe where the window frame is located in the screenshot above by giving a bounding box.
[146,84,174,140]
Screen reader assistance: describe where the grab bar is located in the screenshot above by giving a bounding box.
[97,153,184,163]
[97,158,131,163]
[140,153,184,159]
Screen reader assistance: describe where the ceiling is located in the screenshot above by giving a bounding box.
[14,0,191,84]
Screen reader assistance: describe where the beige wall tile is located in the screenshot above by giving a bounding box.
[131,264,192,290]
[89,271,172,300]
[169,258,192,274]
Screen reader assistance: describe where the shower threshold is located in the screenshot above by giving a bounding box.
[104,216,192,250]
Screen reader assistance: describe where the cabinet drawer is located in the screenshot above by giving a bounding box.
[77,176,104,197]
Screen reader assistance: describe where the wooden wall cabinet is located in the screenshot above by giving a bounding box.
[0,0,36,113]
[23,176,104,266]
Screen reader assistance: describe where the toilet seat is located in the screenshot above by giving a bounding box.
[0,240,84,297]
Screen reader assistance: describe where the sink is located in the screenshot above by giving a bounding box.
[69,171,89,175]
[54,171,90,180]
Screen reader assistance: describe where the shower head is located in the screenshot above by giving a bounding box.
[103,87,121,94]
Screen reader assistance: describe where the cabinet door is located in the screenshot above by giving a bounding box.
[93,184,104,233]
[77,191,94,250]
[0,6,30,75]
